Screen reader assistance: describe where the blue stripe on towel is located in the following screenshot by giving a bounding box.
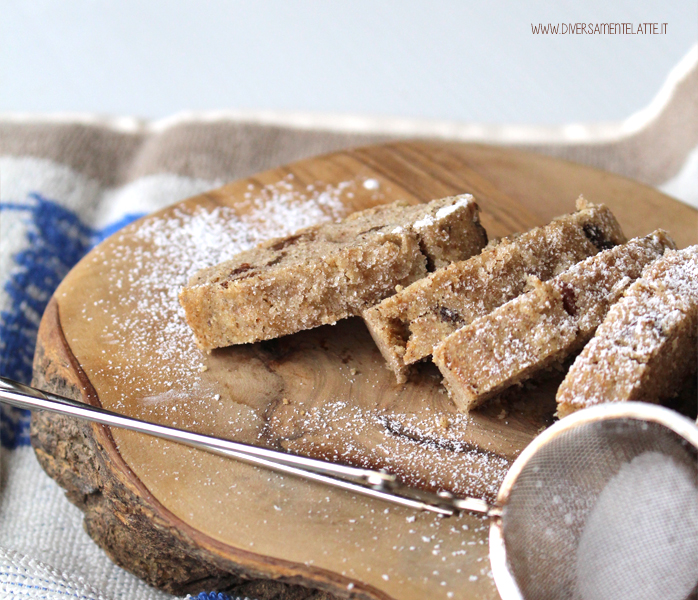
[0,192,144,449]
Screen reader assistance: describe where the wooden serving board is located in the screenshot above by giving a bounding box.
[31,141,698,600]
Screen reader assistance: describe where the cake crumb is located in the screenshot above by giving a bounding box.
[436,415,450,430]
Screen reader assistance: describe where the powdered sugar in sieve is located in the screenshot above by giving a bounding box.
[576,451,698,600]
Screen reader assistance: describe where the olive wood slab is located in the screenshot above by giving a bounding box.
[31,141,698,600]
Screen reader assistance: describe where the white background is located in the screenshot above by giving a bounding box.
[0,0,696,124]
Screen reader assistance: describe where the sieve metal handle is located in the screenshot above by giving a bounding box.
[0,376,495,517]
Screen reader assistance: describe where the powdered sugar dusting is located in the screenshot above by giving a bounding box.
[82,182,509,494]
[276,399,509,500]
[67,178,355,416]
[435,233,672,410]
[413,195,474,231]
[57,176,502,598]
[557,245,698,412]
[435,194,473,220]
[413,214,435,230]
[241,176,350,232]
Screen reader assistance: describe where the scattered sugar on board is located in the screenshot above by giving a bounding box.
[83,178,353,422]
[76,178,498,596]
[241,177,351,232]
[274,398,509,501]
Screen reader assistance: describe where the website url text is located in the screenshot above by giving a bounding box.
[531,22,668,35]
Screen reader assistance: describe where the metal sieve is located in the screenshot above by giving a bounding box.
[2,376,697,599]
[488,401,698,600]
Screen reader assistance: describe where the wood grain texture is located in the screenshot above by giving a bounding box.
[31,141,697,600]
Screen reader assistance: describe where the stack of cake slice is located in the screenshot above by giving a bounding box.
[431,231,676,411]
[180,191,693,418]
[363,197,626,382]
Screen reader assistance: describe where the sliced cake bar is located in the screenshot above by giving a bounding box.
[556,245,698,418]
[180,195,487,350]
[363,198,626,383]
[432,231,676,412]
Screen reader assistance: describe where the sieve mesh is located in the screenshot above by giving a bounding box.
[501,417,698,600]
